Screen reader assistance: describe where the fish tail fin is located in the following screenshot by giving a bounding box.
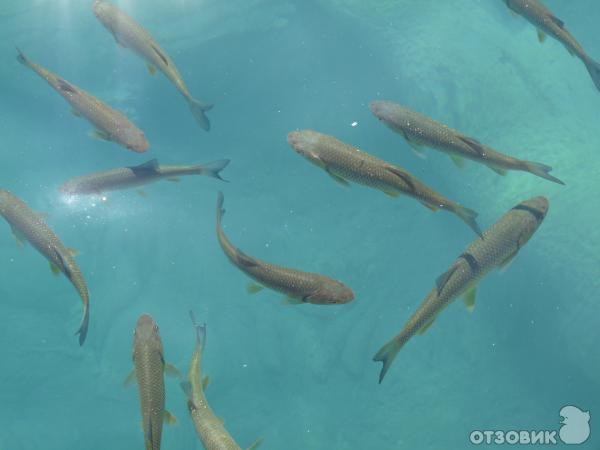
[453,204,483,238]
[16,47,31,68]
[75,301,90,346]
[373,338,404,384]
[522,161,565,185]
[187,96,213,131]
[584,57,600,92]
[216,191,225,226]
[188,310,206,350]
[193,159,230,181]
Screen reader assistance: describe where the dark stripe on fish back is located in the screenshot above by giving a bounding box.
[512,204,544,221]
[459,252,480,274]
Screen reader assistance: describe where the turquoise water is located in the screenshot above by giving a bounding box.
[0,0,598,449]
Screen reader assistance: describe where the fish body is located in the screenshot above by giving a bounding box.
[60,159,229,195]
[93,0,213,130]
[182,314,244,450]
[503,0,600,92]
[132,315,169,450]
[216,192,354,305]
[16,48,148,153]
[288,130,482,236]
[373,196,549,383]
[0,190,89,344]
[370,101,564,185]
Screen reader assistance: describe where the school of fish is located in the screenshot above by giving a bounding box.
[3,0,590,448]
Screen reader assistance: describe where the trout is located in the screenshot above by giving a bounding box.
[93,0,213,130]
[370,101,564,185]
[216,192,354,305]
[0,190,89,345]
[288,130,482,237]
[181,312,263,450]
[60,159,229,195]
[127,315,178,450]
[373,196,549,383]
[16,48,148,153]
[503,0,600,92]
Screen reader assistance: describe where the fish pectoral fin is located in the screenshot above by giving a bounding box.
[166,177,181,182]
[450,155,465,168]
[550,15,565,29]
[67,247,79,257]
[247,437,265,450]
[406,139,426,159]
[246,282,264,294]
[91,129,111,141]
[136,190,148,198]
[180,381,192,399]
[57,78,76,94]
[163,410,177,425]
[537,29,547,43]
[282,295,304,305]
[130,159,159,174]
[325,169,350,187]
[385,166,415,192]
[435,264,458,294]
[383,190,400,198]
[10,226,27,248]
[236,249,259,268]
[71,108,82,117]
[49,261,61,276]
[123,369,136,387]
[147,63,157,75]
[463,287,477,313]
[150,44,169,66]
[420,201,438,212]
[417,315,437,335]
[487,165,507,176]
[164,363,181,378]
[202,375,210,391]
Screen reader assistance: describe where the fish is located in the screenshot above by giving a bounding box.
[126,314,179,450]
[0,189,89,345]
[369,101,564,185]
[503,0,600,92]
[288,130,483,237]
[373,196,549,383]
[15,48,149,153]
[60,159,230,195]
[180,312,263,450]
[92,0,213,130]
[216,192,354,305]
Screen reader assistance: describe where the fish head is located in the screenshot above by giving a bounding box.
[92,1,114,27]
[369,100,398,123]
[512,196,549,245]
[307,278,355,305]
[287,130,327,169]
[134,314,161,346]
[118,127,150,153]
[518,196,549,221]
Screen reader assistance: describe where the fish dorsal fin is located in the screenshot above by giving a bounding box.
[53,248,71,278]
[130,159,159,174]
[151,44,169,66]
[236,249,259,268]
[147,63,157,75]
[435,264,458,294]
[57,78,76,94]
[457,136,486,157]
[283,295,304,305]
[385,166,415,192]
[550,15,564,28]
[10,226,27,248]
[463,287,477,313]
[180,381,192,399]
[202,375,210,391]
[487,165,507,176]
[246,282,264,294]
[247,438,264,450]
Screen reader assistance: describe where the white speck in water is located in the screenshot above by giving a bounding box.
[242,363,247,368]
[351,121,358,127]
[101,196,107,202]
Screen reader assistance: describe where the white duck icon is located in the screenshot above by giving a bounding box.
[559,405,591,445]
